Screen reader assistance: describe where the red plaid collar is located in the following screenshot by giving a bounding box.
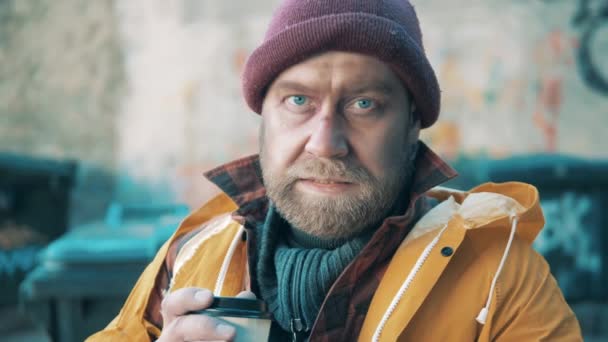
[203,141,457,222]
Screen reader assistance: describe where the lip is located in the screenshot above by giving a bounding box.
[301,177,352,184]
[296,178,356,194]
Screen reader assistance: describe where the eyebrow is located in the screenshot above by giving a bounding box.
[346,81,397,95]
[271,80,397,95]
[271,81,317,94]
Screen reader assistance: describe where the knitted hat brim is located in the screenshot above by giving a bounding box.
[242,12,440,128]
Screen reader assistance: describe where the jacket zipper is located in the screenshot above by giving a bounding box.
[290,318,306,342]
[291,254,307,341]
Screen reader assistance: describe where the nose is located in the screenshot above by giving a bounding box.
[304,110,348,158]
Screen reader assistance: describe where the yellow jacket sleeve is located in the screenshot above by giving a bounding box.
[86,238,171,341]
[485,236,582,341]
[86,194,239,341]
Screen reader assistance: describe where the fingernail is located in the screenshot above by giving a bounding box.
[216,323,236,338]
[194,289,212,303]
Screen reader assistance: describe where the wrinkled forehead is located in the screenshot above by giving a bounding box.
[268,51,405,94]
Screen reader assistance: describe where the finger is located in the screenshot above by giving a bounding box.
[168,314,236,342]
[235,291,256,299]
[161,287,214,320]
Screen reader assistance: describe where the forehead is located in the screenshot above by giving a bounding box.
[270,51,402,91]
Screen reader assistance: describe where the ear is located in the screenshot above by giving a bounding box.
[407,104,421,134]
[408,139,420,163]
[403,122,420,164]
[408,99,420,126]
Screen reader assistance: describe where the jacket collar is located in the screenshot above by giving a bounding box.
[203,141,458,223]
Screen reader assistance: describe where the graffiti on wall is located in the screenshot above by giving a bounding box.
[417,0,608,160]
[532,28,576,152]
[533,191,603,300]
[106,0,608,204]
[569,0,608,95]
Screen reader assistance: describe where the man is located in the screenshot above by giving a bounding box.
[89,0,582,341]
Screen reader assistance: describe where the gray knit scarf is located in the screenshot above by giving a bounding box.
[256,204,372,333]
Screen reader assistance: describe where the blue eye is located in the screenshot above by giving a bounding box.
[355,99,374,109]
[289,95,308,106]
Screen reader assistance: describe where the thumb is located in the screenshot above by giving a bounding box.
[235,290,257,299]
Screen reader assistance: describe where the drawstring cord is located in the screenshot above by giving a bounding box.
[476,212,520,325]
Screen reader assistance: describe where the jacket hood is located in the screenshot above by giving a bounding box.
[404,182,544,246]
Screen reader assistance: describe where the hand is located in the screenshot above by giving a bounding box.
[157,287,256,342]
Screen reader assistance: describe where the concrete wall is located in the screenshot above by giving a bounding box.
[112,0,277,204]
[0,0,124,224]
[1,0,607,208]
[415,0,608,160]
[0,0,124,167]
[112,0,608,206]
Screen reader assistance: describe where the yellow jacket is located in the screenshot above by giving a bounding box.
[88,182,582,341]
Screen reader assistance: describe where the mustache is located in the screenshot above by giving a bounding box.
[285,157,373,183]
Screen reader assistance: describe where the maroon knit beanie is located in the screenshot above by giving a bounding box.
[242,0,440,128]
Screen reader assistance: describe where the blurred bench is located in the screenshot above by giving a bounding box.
[20,204,187,342]
[1,153,77,307]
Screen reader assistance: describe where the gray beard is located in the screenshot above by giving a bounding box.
[261,151,415,240]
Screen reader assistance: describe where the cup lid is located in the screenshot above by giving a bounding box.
[211,297,268,312]
[199,297,272,319]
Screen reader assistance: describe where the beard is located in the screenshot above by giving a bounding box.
[260,147,415,240]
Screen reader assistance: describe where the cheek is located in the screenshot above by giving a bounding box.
[351,123,408,178]
[261,117,307,174]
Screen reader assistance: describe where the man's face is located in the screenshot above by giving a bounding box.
[260,51,420,239]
